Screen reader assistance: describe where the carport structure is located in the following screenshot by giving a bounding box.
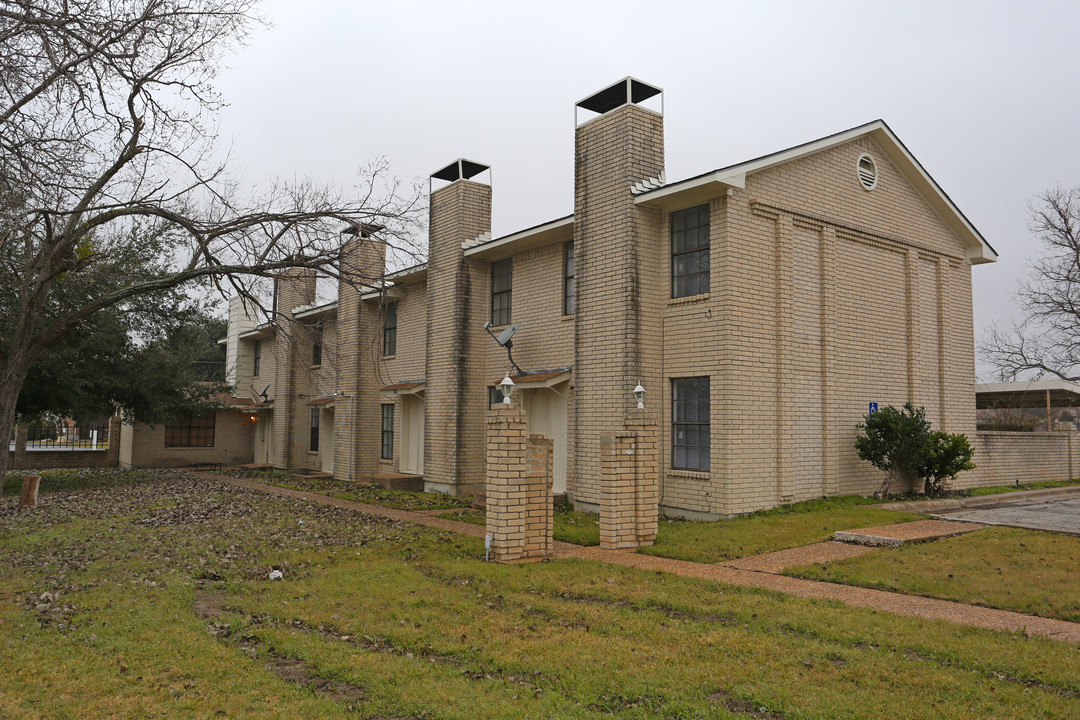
[976,379,1080,432]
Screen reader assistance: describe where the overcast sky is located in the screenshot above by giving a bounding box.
[212,0,1080,379]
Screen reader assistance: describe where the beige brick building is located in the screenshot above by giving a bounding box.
[220,78,998,517]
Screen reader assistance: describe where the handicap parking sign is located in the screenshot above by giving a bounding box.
[868,402,879,415]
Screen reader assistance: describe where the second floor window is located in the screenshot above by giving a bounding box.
[253,340,262,377]
[383,301,397,356]
[564,241,575,315]
[491,257,512,326]
[672,204,710,298]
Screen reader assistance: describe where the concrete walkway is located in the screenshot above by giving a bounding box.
[205,473,1080,646]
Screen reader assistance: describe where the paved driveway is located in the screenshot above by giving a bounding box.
[938,496,1080,536]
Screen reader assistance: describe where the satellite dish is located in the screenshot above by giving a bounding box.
[496,323,521,347]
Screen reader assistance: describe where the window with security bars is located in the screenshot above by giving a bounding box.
[381,404,394,460]
[491,257,512,326]
[672,377,710,471]
[383,301,397,356]
[671,204,710,298]
[164,412,215,448]
[309,408,320,452]
[564,241,575,315]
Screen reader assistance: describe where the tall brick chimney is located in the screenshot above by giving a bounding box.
[270,268,317,470]
[572,78,666,509]
[424,159,492,495]
[337,225,387,481]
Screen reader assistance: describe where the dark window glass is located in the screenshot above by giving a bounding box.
[488,386,502,407]
[253,340,262,377]
[164,412,216,448]
[383,301,397,356]
[564,242,576,315]
[312,323,323,366]
[672,377,710,471]
[381,404,394,460]
[491,258,513,326]
[672,204,710,298]
[309,408,320,452]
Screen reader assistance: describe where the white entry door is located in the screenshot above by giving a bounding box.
[401,395,425,475]
[255,411,274,464]
[320,408,335,474]
[522,385,568,494]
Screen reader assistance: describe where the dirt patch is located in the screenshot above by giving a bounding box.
[255,650,366,707]
[709,689,786,718]
[193,587,227,619]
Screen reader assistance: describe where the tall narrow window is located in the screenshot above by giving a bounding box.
[309,408,320,452]
[311,322,323,366]
[491,257,512,326]
[672,377,710,471]
[564,241,576,315]
[253,340,262,377]
[671,204,710,298]
[165,412,216,448]
[383,301,398,356]
[381,404,394,460]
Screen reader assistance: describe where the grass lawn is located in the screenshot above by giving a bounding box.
[438,505,603,546]
[2,470,1079,718]
[225,470,473,511]
[964,478,1080,497]
[785,526,1080,623]
[641,496,923,564]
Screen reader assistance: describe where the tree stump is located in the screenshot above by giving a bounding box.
[19,475,40,507]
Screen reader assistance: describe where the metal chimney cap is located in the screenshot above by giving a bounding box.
[430,158,491,183]
[576,77,662,115]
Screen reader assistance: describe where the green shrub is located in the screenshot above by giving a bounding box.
[855,403,975,497]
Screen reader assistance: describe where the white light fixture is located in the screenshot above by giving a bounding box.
[499,374,515,404]
[633,383,646,409]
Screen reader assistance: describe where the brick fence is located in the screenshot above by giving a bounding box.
[968,430,1080,488]
[10,417,121,470]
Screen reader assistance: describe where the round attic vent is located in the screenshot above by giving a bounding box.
[856,153,878,191]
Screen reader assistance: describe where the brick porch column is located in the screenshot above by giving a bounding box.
[600,409,659,549]
[485,404,553,562]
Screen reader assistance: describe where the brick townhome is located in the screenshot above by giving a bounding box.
[217,78,997,518]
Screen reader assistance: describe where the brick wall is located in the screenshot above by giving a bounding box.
[970,431,1080,487]
[599,409,659,549]
[119,410,253,468]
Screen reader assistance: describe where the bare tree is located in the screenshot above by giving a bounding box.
[0,0,425,476]
[982,185,1080,381]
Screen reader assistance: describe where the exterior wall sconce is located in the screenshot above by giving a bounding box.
[633,383,646,409]
[500,374,515,404]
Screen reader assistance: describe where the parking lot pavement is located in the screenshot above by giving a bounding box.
[937,497,1080,536]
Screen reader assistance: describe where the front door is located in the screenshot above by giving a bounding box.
[401,395,425,475]
[255,411,274,464]
[320,408,335,474]
[522,385,568,494]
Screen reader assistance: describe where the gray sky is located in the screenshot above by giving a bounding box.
[213,0,1080,379]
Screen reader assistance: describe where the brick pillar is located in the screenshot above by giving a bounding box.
[271,269,317,470]
[337,230,387,481]
[485,404,553,562]
[600,409,659,550]
[573,81,665,509]
[424,167,492,495]
[106,416,121,467]
[13,423,27,470]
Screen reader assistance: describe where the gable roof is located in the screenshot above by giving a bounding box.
[634,119,997,264]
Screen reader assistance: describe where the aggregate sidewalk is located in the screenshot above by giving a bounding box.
[205,473,1080,646]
